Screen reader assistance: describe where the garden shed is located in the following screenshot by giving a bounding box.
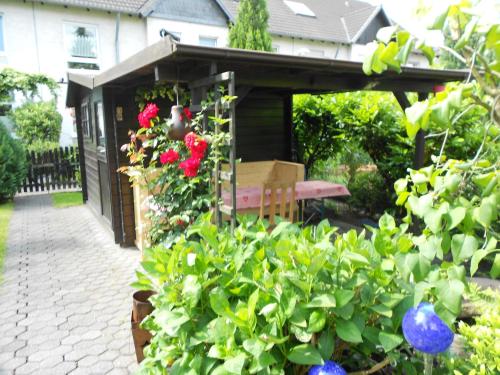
[66,37,467,247]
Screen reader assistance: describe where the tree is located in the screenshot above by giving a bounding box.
[228,0,273,51]
[0,67,57,103]
[10,100,62,152]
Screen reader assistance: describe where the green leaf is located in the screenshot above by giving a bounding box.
[430,7,449,30]
[473,196,497,228]
[182,275,201,308]
[318,330,335,361]
[243,338,266,358]
[287,344,324,366]
[210,288,231,316]
[446,207,466,230]
[307,294,336,308]
[423,209,443,234]
[490,254,500,279]
[307,294,336,307]
[397,37,415,65]
[405,100,429,126]
[435,279,464,315]
[380,42,401,72]
[405,119,420,139]
[396,31,410,47]
[362,42,379,76]
[379,213,396,232]
[308,310,326,333]
[223,353,247,374]
[470,249,488,277]
[379,332,403,352]
[451,234,479,263]
[259,303,278,317]
[370,304,393,318]
[371,43,388,74]
[334,290,355,308]
[336,319,363,343]
[418,44,435,65]
[376,26,398,43]
[455,17,478,50]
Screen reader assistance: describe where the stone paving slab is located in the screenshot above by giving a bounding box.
[0,194,141,374]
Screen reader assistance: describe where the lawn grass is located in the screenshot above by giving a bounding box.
[51,191,83,208]
[0,201,14,279]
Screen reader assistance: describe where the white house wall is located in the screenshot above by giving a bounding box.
[147,17,228,47]
[271,36,350,59]
[0,1,146,145]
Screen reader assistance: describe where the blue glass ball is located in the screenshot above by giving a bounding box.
[402,302,454,354]
[309,360,347,375]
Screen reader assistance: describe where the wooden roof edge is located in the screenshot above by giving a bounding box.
[68,40,468,93]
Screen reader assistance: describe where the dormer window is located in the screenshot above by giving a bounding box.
[283,1,316,17]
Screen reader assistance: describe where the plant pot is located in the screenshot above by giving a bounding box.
[131,290,155,363]
[132,290,155,323]
[131,313,152,363]
[168,105,190,140]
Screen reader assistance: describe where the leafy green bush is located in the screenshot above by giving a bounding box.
[348,171,389,217]
[0,122,27,202]
[445,288,500,374]
[10,100,62,152]
[133,213,468,374]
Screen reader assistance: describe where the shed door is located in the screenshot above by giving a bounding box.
[94,100,112,223]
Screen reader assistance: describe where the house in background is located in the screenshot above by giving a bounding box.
[0,0,427,146]
[0,0,147,145]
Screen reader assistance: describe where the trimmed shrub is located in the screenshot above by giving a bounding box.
[10,100,62,152]
[0,122,27,201]
[347,171,389,217]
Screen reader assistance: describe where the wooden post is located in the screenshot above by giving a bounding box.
[393,91,428,170]
[414,92,428,169]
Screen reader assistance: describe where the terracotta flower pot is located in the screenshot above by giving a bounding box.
[131,290,155,363]
[132,290,155,323]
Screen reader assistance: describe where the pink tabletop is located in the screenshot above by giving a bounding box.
[222,180,350,210]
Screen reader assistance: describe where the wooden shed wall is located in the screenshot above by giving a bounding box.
[111,89,141,247]
[236,91,292,162]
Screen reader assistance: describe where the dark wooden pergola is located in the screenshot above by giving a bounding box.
[67,38,467,244]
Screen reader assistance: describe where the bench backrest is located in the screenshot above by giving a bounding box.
[222,160,305,189]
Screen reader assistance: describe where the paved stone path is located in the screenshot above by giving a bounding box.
[0,194,141,374]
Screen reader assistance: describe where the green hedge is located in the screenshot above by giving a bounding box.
[0,122,27,202]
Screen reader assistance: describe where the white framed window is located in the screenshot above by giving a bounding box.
[0,14,5,53]
[63,22,99,70]
[199,36,218,47]
[272,45,280,53]
[81,102,92,139]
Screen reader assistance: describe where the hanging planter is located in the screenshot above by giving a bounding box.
[168,105,191,140]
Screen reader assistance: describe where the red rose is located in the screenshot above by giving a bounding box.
[183,107,193,120]
[179,157,201,177]
[138,112,151,128]
[184,132,208,159]
[138,103,159,128]
[143,103,159,119]
[190,137,208,159]
[159,149,179,165]
[184,132,197,149]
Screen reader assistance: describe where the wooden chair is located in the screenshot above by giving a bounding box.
[260,180,296,226]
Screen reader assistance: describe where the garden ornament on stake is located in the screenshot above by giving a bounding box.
[402,302,454,374]
[168,84,191,140]
[309,360,346,375]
